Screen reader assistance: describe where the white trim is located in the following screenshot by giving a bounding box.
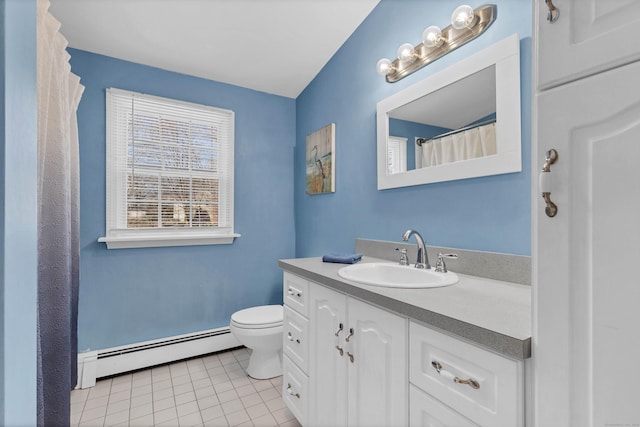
[75,326,241,388]
[77,351,98,389]
[98,233,241,249]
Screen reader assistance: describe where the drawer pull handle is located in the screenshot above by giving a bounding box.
[287,383,300,398]
[287,332,300,344]
[287,287,302,297]
[431,361,480,390]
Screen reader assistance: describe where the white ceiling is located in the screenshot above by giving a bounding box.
[49,0,380,99]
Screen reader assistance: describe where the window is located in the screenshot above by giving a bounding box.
[99,88,238,249]
[387,136,407,175]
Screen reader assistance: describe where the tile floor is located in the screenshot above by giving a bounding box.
[70,347,301,427]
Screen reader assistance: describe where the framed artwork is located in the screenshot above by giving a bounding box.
[306,123,335,195]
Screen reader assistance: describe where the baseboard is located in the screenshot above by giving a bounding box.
[76,326,241,389]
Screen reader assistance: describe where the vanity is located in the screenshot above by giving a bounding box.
[278,247,531,427]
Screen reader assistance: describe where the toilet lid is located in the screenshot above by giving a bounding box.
[231,305,283,328]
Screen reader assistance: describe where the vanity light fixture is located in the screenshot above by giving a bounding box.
[376,4,497,82]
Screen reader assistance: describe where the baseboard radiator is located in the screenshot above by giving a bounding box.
[76,326,241,389]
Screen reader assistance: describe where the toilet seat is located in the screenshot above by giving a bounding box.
[231,305,283,329]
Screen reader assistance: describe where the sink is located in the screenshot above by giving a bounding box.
[337,262,458,289]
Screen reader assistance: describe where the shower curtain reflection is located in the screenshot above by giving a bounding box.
[417,122,496,168]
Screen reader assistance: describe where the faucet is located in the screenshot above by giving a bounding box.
[402,229,431,269]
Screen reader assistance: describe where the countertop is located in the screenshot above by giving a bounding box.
[278,256,531,360]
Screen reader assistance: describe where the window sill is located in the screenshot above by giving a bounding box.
[97,233,241,249]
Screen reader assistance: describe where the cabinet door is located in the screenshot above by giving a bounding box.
[535,60,640,426]
[347,298,408,427]
[309,284,348,427]
[536,0,640,90]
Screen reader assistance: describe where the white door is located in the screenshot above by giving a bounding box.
[534,59,640,426]
[309,284,347,426]
[536,0,640,90]
[347,298,407,427]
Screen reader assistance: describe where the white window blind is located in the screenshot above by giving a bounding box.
[100,88,238,249]
[387,136,407,174]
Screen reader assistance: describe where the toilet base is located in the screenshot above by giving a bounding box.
[245,348,282,380]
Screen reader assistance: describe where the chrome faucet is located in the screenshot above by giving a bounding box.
[402,229,430,269]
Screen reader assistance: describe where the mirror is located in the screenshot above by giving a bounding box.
[377,34,521,189]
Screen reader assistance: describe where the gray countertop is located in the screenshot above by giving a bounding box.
[278,256,531,360]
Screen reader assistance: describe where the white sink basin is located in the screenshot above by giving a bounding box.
[337,262,458,289]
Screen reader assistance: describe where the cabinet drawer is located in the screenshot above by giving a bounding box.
[282,355,308,426]
[410,322,523,427]
[283,272,309,317]
[410,384,478,427]
[283,306,309,374]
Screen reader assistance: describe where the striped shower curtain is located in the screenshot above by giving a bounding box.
[36,0,84,424]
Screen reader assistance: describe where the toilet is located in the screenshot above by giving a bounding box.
[230,305,283,379]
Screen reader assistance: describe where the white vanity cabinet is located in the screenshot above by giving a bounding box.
[282,270,525,427]
[283,272,407,426]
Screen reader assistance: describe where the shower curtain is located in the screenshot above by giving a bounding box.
[36,0,84,425]
[420,122,496,168]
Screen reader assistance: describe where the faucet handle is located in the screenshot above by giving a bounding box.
[435,253,458,273]
[395,248,409,266]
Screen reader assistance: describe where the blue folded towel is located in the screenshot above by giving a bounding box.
[322,252,363,264]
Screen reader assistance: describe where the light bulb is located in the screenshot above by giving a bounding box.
[422,26,444,48]
[376,58,393,76]
[397,43,416,62]
[451,5,477,29]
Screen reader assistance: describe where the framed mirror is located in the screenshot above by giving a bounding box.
[377,34,521,190]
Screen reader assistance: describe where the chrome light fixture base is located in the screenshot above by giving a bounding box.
[385,4,497,83]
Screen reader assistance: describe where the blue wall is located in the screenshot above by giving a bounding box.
[0,0,38,424]
[70,50,296,351]
[295,0,532,257]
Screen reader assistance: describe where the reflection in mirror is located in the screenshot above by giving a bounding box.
[388,65,496,171]
[387,136,408,174]
[377,34,521,190]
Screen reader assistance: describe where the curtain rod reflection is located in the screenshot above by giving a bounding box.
[416,118,497,146]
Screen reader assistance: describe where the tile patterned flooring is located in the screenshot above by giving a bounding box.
[70,348,301,427]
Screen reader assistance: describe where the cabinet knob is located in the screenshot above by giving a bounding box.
[545,0,559,23]
[287,332,300,344]
[345,327,354,343]
[286,383,300,399]
[287,287,302,297]
[345,328,355,363]
[335,323,344,356]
